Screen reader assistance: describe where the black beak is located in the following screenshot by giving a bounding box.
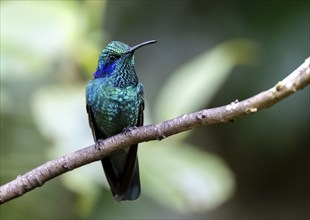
[126,40,157,53]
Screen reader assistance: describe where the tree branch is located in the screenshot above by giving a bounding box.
[0,57,309,205]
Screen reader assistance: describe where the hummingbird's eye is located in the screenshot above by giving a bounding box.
[108,54,119,62]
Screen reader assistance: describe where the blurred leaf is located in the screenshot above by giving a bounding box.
[155,39,259,121]
[31,86,91,150]
[1,1,81,79]
[140,141,235,213]
[1,1,80,55]
[0,1,106,81]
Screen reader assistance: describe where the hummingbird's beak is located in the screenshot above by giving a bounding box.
[126,40,157,53]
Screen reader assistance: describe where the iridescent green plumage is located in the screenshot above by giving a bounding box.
[86,40,156,201]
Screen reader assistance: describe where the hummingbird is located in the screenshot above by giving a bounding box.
[86,40,157,202]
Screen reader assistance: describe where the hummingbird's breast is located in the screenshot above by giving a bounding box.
[86,78,143,137]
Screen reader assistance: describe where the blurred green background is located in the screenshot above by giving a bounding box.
[0,0,309,219]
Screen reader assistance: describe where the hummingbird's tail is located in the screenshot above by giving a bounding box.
[101,144,141,202]
[114,160,140,202]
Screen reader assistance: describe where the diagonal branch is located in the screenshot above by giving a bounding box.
[0,57,309,205]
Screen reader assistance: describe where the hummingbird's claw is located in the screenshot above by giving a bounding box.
[95,139,104,150]
[122,126,137,134]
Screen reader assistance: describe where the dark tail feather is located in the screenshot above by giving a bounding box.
[101,145,140,202]
[115,160,140,202]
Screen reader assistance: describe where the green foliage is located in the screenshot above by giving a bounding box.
[155,39,259,121]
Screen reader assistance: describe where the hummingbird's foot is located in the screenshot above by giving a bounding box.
[122,126,137,134]
[95,139,104,150]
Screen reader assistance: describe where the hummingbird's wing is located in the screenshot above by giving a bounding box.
[87,104,123,195]
[86,104,107,141]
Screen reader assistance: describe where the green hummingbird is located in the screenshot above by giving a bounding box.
[86,40,156,202]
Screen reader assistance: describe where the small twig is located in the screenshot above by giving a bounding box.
[0,57,309,205]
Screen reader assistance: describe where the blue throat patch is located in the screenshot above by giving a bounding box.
[94,62,116,78]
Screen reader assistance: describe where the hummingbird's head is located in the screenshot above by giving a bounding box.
[93,40,156,79]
